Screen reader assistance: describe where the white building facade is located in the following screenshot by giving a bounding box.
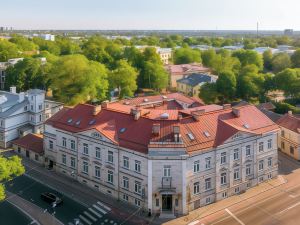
[44,99,279,216]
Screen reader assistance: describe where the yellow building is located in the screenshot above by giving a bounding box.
[277,111,300,160]
[176,73,217,97]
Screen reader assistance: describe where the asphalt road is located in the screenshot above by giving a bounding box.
[0,200,32,225]
[192,152,300,225]
[5,175,123,225]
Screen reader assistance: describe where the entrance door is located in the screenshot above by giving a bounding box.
[162,195,172,211]
[49,160,54,169]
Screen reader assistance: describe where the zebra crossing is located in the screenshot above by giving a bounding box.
[68,201,116,225]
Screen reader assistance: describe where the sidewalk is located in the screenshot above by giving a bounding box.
[164,176,287,225]
[6,192,62,225]
[10,152,154,225]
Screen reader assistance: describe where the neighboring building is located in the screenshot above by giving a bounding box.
[177,73,217,97]
[0,87,63,148]
[12,133,44,164]
[165,63,211,88]
[32,33,55,41]
[257,102,276,112]
[277,112,300,160]
[222,45,244,51]
[156,48,172,65]
[253,47,278,55]
[266,90,286,102]
[0,58,24,89]
[44,97,279,217]
[284,29,294,36]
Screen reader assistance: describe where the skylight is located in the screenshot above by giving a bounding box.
[89,119,96,125]
[187,133,195,141]
[243,124,250,129]
[143,98,149,102]
[75,120,81,126]
[67,118,73,123]
[160,113,169,119]
[120,128,126,133]
[203,131,210,137]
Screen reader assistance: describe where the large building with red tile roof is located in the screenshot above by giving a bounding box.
[44,97,279,216]
[276,111,300,160]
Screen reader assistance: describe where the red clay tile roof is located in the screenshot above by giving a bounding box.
[13,133,44,155]
[165,63,211,75]
[46,102,279,155]
[277,113,300,134]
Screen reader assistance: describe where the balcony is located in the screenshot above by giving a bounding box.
[159,177,176,193]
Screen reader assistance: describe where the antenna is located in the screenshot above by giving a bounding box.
[256,22,259,39]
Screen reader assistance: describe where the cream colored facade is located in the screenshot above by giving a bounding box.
[177,82,201,97]
[278,126,300,160]
[44,124,278,216]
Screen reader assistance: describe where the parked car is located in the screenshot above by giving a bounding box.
[40,192,63,205]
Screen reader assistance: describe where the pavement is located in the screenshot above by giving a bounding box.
[165,151,300,225]
[2,150,152,225]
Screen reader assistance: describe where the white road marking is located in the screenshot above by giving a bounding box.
[188,220,200,225]
[88,207,103,218]
[79,214,92,225]
[97,201,111,211]
[225,208,245,225]
[83,211,97,222]
[277,201,300,214]
[93,204,107,214]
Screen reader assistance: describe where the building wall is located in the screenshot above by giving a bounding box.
[13,144,44,164]
[278,126,300,160]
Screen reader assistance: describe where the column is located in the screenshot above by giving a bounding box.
[147,159,153,213]
[181,160,187,215]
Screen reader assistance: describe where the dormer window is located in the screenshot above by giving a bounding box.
[187,133,195,141]
[203,131,210,137]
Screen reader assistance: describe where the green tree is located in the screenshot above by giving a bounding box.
[199,83,219,104]
[0,40,20,61]
[216,71,236,101]
[109,60,138,99]
[50,55,108,105]
[274,68,300,98]
[291,49,300,68]
[33,37,61,55]
[173,47,201,64]
[5,57,49,91]
[56,37,80,55]
[9,35,38,51]
[232,49,263,70]
[0,156,25,201]
[271,53,291,73]
[263,50,273,71]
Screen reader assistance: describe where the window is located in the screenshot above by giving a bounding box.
[246,164,251,176]
[267,139,272,149]
[123,176,129,189]
[156,198,159,207]
[205,178,211,190]
[70,140,75,150]
[259,176,264,182]
[206,197,211,204]
[95,166,101,178]
[70,157,75,168]
[123,194,128,201]
[234,168,240,180]
[35,154,39,161]
[259,160,264,171]
[268,173,272,179]
[83,143,89,155]
[268,158,272,167]
[135,160,141,173]
[290,146,295,155]
[17,147,21,153]
[107,170,113,184]
[24,106,28,111]
[235,187,240,193]
[205,157,211,169]
[194,182,200,194]
[123,156,129,169]
[222,192,227,198]
[62,137,66,147]
[175,199,178,207]
[221,173,227,185]
[194,160,200,173]
[281,130,285,137]
[135,199,141,207]
[83,161,89,174]
[39,114,42,122]
[163,165,171,177]
[38,104,43,110]
[108,151,113,163]
[95,147,101,159]
[259,142,264,152]
[246,145,251,156]
[233,149,239,160]
[62,154,66,165]
[49,140,53,150]
[281,142,285,150]
[135,181,142,194]
[221,152,227,164]
[30,105,33,111]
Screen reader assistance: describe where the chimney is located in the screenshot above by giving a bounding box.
[10,86,16,94]
[18,92,25,102]
[101,100,109,109]
[288,111,293,115]
[191,109,205,121]
[131,107,141,120]
[223,104,231,110]
[152,123,160,136]
[173,125,182,143]
[93,105,101,116]
[232,108,241,117]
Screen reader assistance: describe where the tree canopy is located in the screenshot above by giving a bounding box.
[173,47,201,64]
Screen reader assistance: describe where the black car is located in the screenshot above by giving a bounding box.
[40,192,63,205]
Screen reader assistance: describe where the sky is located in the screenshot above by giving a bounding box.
[1,0,300,30]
